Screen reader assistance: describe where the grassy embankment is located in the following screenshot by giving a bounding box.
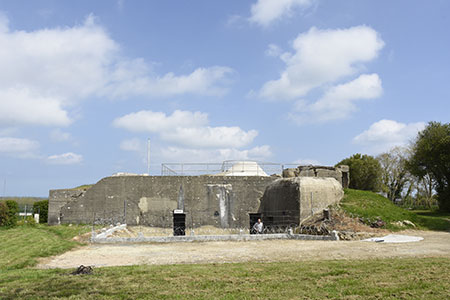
[0,197,46,206]
[341,189,450,231]
[0,224,91,270]
[0,190,449,299]
[70,184,94,190]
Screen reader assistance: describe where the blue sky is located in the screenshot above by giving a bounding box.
[0,0,449,196]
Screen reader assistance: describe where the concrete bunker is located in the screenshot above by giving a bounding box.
[258,177,344,229]
[48,162,348,233]
[282,165,349,189]
[49,175,274,228]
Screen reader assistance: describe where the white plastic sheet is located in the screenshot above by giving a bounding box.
[363,234,424,243]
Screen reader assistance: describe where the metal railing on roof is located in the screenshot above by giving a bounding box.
[161,161,300,176]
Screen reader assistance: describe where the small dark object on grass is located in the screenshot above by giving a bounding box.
[70,265,93,275]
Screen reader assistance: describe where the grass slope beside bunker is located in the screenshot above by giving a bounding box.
[0,224,91,270]
[340,189,450,231]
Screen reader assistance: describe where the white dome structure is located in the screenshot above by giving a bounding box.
[216,161,269,176]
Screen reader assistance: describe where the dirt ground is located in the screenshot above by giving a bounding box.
[37,230,450,269]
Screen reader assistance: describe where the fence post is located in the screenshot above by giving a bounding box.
[123,199,127,224]
[92,212,95,233]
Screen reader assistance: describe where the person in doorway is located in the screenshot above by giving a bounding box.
[252,218,264,234]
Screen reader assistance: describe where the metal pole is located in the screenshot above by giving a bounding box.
[123,199,127,224]
[147,138,151,175]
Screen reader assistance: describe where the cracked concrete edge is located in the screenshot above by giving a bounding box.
[92,224,127,239]
[90,232,337,244]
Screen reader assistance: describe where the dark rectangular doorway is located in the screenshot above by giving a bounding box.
[249,213,262,234]
[173,210,186,236]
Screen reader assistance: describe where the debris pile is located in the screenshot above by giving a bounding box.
[297,207,388,240]
[70,265,93,275]
[391,220,416,228]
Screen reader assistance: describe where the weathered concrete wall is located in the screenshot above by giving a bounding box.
[48,189,88,225]
[259,177,343,225]
[50,175,276,228]
[282,165,349,189]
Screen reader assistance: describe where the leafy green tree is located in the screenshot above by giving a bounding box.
[0,200,19,227]
[0,202,9,226]
[4,200,19,227]
[33,200,48,223]
[407,121,450,211]
[377,147,410,203]
[336,154,382,191]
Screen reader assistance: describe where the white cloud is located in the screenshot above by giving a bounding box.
[120,138,145,153]
[160,145,272,163]
[0,137,39,158]
[47,152,83,165]
[249,0,316,27]
[265,44,283,57]
[0,127,19,137]
[114,110,258,149]
[259,26,384,101]
[290,73,382,123]
[103,66,234,99]
[226,14,247,28]
[0,88,71,127]
[161,127,258,149]
[50,129,72,142]
[0,135,83,163]
[113,110,208,133]
[219,145,272,160]
[0,15,116,102]
[0,14,233,127]
[353,120,426,154]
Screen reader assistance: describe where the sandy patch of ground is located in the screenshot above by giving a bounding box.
[37,230,450,269]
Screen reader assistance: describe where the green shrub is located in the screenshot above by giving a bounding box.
[17,216,37,226]
[0,202,9,226]
[336,154,382,192]
[3,200,19,227]
[0,200,19,227]
[33,200,49,224]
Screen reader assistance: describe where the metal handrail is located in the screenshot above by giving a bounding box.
[161,161,300,176]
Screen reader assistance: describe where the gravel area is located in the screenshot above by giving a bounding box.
[37,230,450,269]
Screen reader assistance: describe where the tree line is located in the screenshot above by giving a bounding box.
[336,121,450,212]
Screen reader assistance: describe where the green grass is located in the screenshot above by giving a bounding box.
[70,184,93,190]
[0,197,46,206]
[0,224,91,270]
[0,194,448,299]
[341,189,450,231]
[0,258,448,299]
